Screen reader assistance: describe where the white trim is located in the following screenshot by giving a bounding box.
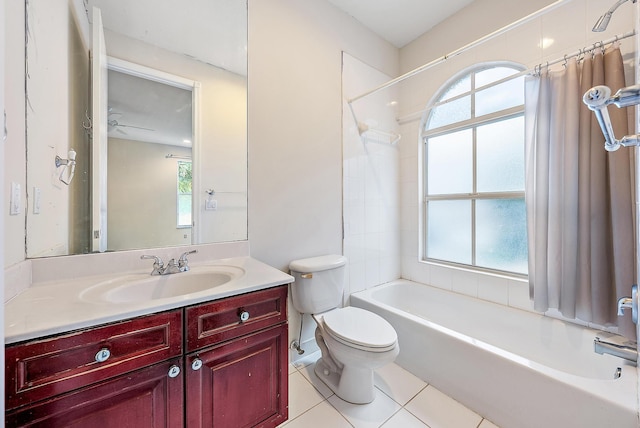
[107,56,195,90]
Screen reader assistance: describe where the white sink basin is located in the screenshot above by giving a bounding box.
[80,265,245,304]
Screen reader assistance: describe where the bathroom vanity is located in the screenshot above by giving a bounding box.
[4,256,291,427]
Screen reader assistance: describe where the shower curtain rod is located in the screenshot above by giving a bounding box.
[348,0,570,104]
[397,30,637,126]
[531,30,636,72]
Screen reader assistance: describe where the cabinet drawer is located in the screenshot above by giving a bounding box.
[186,285,287,352]
[6,357,184,428]
[5,309,182,410]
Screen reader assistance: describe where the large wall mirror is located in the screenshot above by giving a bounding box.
[25,0,247,258]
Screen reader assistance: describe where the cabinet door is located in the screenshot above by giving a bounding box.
[186,324,288,428]
[6,358,184,428]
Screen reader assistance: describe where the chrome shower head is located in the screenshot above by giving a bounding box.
[592,12,613,32]
[592,0,636,32]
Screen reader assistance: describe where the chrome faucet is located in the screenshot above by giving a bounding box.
[140,255,165,275]
[594,337,638,363]
[178,250,197,272]
[617,284,638,324]
[141,250,198,275]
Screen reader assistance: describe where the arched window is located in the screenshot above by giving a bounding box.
[422,63,527,275]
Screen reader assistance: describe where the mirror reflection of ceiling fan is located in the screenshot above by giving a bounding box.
[107,118,156,135]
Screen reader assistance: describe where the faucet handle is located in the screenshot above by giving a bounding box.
[141,254,163,266]
[178,249,197,271]
[141,255,164,275]
[617,284,638,324]
[179,249,197,262]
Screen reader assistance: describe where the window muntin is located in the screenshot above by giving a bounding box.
[423,64,527,275]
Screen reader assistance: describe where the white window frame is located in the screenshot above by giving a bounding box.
[420,61,527,276]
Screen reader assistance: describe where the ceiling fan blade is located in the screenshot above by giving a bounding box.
[118,123,155,131]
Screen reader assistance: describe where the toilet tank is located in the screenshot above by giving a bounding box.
[289,255,347,314]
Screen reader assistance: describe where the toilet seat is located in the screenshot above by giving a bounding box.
[321,307,397,352]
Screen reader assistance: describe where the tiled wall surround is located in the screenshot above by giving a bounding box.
[343,53,401,299]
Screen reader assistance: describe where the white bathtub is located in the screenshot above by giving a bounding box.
[351,280,639,428]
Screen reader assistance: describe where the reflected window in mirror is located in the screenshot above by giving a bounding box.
[178,160,193,228]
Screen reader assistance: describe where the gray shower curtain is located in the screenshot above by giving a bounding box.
[525,45,636,338]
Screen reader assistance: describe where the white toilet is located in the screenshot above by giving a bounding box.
[289,255,399,404]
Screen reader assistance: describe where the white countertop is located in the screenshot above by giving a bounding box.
[5,256,293,344]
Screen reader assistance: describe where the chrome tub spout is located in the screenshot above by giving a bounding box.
[594,337,637,363]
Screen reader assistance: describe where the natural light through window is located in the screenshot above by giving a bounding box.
[423,63,528,275]
[177,160,192,228]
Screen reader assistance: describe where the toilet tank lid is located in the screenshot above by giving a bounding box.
[289,255,347,273]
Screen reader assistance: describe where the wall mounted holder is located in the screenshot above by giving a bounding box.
[55,149,77,185]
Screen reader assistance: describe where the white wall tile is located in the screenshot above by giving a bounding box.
[477,274,509,306]
[429,264,452,290]
[508,278,535,311]
[452,269,478,297]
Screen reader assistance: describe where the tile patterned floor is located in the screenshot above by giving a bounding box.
[279,352,500,428]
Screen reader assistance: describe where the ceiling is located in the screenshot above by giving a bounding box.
[326,0,476,47]
[107,70,193,147]
[88,0,247,76]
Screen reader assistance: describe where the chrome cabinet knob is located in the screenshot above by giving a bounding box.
[168,365,181,378]
[238,309,250,322]
[191,358,203,371]
[95,348,111,363]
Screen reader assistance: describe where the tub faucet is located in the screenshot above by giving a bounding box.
[594,337,638,363]
[617,284,638,324]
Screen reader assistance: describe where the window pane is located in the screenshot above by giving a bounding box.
[475,76,524,117]
[476,198,528,274]
[178,194,192,227]
[177,160,192,227]
[178,161,192,193]
[440,75,471,100]
[427,200,471,264]
[427,95,471,129]
[477,116,525,192]
[476,67,519,87]
[427,129,472,195]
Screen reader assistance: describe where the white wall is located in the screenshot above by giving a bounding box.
[25,0,86,258]
[247,0,398,273]
[4,0,25,266]
[107,138,192,250]
[248,0,398,358]
[398,0,635,318]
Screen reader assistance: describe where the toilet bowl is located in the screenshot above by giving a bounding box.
[289,255,399,404]
[312,306,399,404]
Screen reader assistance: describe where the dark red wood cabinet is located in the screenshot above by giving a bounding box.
[5,285,289,428]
